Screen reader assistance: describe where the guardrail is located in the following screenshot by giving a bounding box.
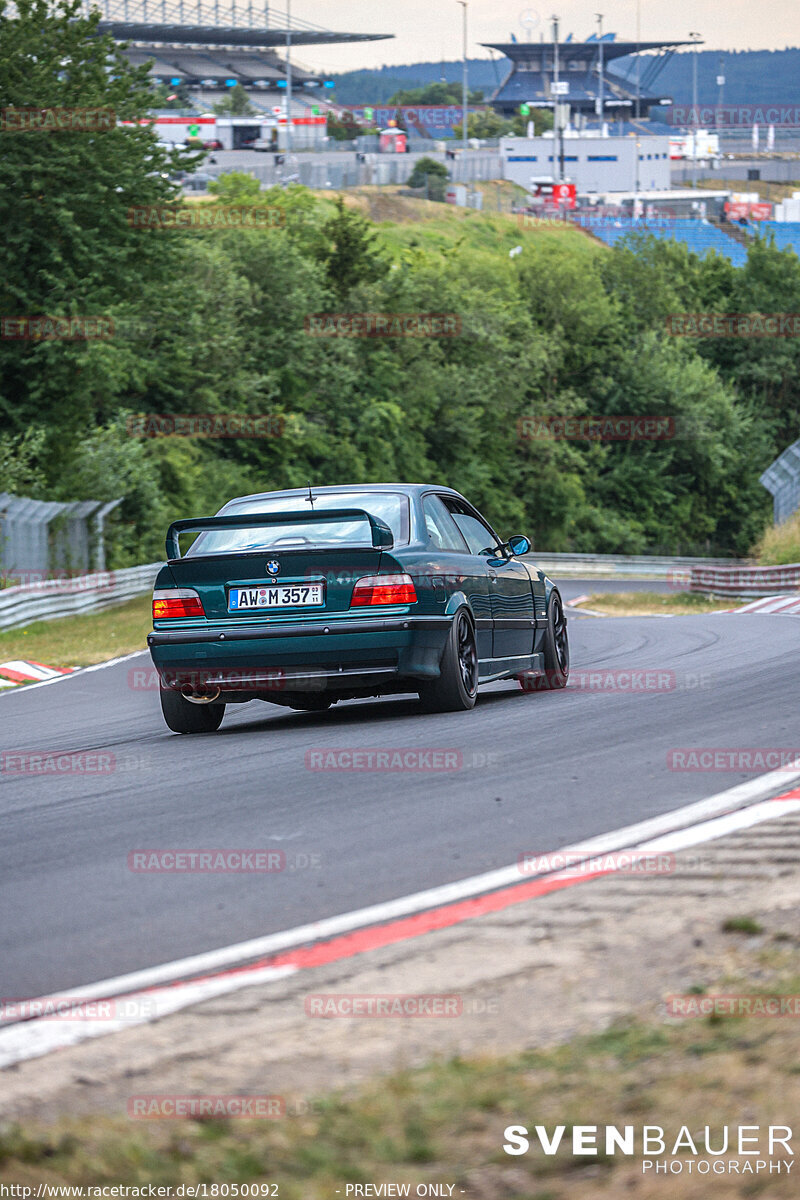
[688,562,800,598]
[0,563,162,633]
[529,552,747,579]
[1,554,796,631]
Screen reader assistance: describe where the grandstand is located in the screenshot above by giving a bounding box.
[86,0,392,105]
[754,222,800,254]
[484,35,694,119]
[574,216,749,266]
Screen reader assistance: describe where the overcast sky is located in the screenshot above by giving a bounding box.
[286,1,800,74]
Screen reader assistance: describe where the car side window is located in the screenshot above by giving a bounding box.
[422,495,469,553]
[442,500,497,557]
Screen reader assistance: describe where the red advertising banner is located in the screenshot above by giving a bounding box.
[533,182,577,209]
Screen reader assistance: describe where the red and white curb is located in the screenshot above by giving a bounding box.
[731,594,800,615]
[0,660,74,687]
[3,764,800,1069]
[564,594,607,617]
[0,650,148,695]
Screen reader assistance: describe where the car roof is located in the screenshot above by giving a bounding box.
[222,483,466,508]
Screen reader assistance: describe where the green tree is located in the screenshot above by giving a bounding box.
[407,156,450,200]
[208,170,261,202]
[213,83,255,116]
[0,0,198,451]
[387,82,484,106]
[316,198,390,301]
[510,109,554,136]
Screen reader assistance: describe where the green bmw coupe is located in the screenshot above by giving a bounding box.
[147,483,569,732]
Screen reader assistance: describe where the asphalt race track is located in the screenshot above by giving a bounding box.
[2,611,797,1000]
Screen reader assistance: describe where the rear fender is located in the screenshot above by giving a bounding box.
[444,590,470,619]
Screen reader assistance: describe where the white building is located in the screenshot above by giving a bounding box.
[501,132,672,195]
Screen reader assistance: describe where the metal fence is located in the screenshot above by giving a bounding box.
[0,493,122,581]
[200,152,503,192]
[760,439,800,524]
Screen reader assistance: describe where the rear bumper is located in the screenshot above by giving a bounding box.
[147,615,452,693]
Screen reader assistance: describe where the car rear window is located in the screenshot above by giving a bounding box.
[186,491,410,556]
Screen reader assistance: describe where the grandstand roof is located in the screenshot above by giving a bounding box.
[98,22,390,47]
[482,39,696,60]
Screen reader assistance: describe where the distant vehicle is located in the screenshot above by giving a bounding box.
[147,483,569,733]
[203,138,223,150]
[252,138,274,152]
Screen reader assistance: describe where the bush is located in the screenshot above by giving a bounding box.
[407,157,449,200]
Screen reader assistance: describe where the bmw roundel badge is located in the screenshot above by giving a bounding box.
[267,560,280,575]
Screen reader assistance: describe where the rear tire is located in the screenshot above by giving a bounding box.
[418,609,478,713]
[159,686,226,733]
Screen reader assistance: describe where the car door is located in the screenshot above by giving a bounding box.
[441,497,536,660]
[420,494,493,663]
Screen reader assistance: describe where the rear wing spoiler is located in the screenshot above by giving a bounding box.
[165,508,394,560]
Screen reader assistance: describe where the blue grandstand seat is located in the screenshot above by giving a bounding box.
[754,222,800,254]
[572,216,748,267]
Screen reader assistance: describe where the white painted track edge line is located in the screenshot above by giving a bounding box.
[0,649,148,697]
[4,795,800,1071]
[6,761,800,1010]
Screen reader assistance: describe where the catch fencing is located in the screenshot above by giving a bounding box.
[0,492,122,580]
[760,438,800,524]
[201,152,503,192]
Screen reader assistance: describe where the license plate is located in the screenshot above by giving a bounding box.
[228,584,324,612]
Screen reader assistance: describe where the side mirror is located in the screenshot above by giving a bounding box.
[507,534,531,557]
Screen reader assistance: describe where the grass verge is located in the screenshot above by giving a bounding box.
[0,594,150,670]
[577,591,729,616]
[3,958,800,1196]
[753,510,800,565]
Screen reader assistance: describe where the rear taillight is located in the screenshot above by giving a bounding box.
[152,588,205,620]
[351,574,417,607]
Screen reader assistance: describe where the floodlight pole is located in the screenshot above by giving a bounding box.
[635,0,640,119]
[551,15,563,182]
[285,0,292,155]
[596,13,604,132]
[690,31,701,188]
[457,1,468,151]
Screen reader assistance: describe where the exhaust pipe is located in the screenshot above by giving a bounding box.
[181,684,221,705]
